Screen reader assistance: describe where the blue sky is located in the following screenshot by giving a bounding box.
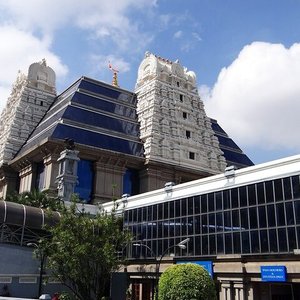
[0,0,300,165]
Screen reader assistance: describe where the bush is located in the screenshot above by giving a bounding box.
[158,263,216,300]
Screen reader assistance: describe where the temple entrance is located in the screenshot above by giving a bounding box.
[130,279,155,300]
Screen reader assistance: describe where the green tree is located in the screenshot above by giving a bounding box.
[158,263,216,300]
[5,189,61,210]
[39,199,131,300]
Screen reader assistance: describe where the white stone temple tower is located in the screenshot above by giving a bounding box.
[0,59,56,198]
[135,52,226,177]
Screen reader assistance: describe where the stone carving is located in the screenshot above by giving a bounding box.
[0,60,57,167]
[135,52,226,173]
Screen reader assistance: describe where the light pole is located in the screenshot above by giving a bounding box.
[27,242,45,298]
[133,238,190,300]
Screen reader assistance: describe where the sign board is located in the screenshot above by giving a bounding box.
[261,266,287,282]
[177,261,213,278]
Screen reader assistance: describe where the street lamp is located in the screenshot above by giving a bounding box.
[27,242,45,298]
[133,238,190,300]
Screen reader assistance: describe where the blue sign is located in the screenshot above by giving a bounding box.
[261,266,287,282]
[177,261,213,278]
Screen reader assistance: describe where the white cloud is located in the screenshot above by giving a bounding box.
[0,0,156,49]
[192,32,202,42]
[174,30,182,39]
[0,26,68,111]
[203,42,300,152]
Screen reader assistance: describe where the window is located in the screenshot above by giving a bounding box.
[189,152,195,160]
[75,159,94,203]
[123,168,140,196]
[177,81,180,87]
[35,162,45,191]
[179,94,183,101]
[186,130,191,139]
[183,112,187,119]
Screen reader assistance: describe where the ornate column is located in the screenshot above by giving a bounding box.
[56,143,80,202]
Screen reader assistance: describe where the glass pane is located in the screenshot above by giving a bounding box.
[174,218,181,236]
[194,216,201,234]
[269,229,278,253]
[216,212,223,232]
[239,186,248,207]
[188,197,194,215]
[292,176,300,199]
[224,211,232,230]
[202,235,208,255]
[181,198,187,216]
[147,206,152,221]
[294,201,300,224]
[223,190,230,210]
[217,234,224,254]
[201,215,208,234]
[194,196,200,214]
[225,233,233,254]
[75,159,94,203]
[288,227,297,251]
[209,235,216,255]
[232,210,240,229]
[169,201,174,218]
[195,235,201,255]
[231,188,239,208]
[267,204,276,227]
[249,207,258,229]
[251,230,259,253]
[158,204,163,220]
[163,202,169,219]
[209,213,216,233]
[274,179,284,202]
[181,218,187,236]
[233,232,241,253]
[265,181,274,203]
[257,182,265,204]
[276,203,286,226]
[283,177,292,200]
[260,230,269,253]
[208,193,215,211]
[240,209,249,230]
[216,191,223,211]
[258,206,267,228]
[248,184,256,206]
[175,200,180,217]
[285,202,295,225]
[201,194,207,213]
[185,217,192,236]
[278,228,288,252]
[241,231,250,253]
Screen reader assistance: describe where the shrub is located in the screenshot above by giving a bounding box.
[158,263,216,300]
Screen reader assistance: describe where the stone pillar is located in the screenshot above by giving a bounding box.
[56,148,80,202]
[219,280,250,300]
[220,281,233,300]
[19,164,33,193]
[0,165,18,199]
[43,154,60,194]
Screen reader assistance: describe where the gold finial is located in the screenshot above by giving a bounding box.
[108,62,119,87]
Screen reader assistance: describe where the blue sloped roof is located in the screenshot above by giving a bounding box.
[210,118,254,168]
[16,77,144,157]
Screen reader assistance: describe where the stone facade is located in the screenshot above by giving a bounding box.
[135,52,226,174]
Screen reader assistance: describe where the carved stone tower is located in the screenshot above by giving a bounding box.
[135,52,226,175]
[0,59,56,198]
